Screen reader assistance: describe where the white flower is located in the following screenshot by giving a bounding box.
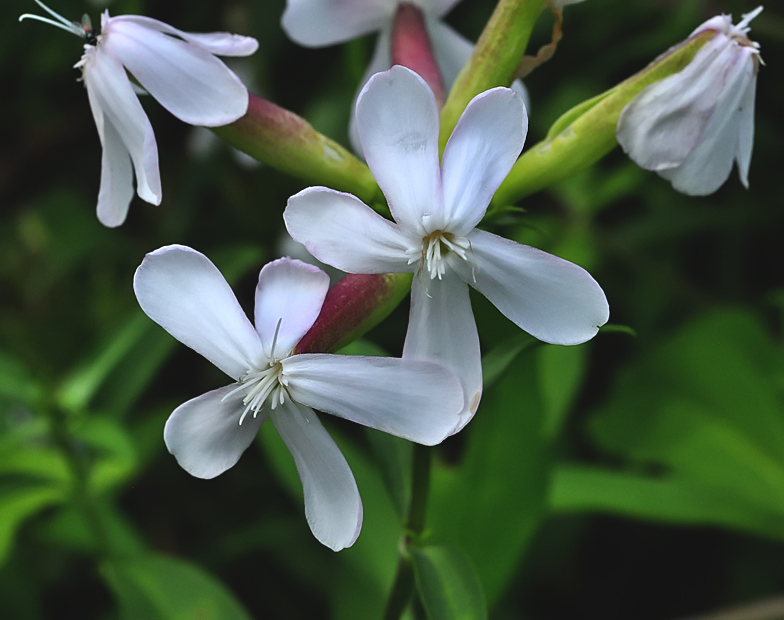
[133,245,464,551]
[284,66,609,431]
[20,1,258,226]
[281,0,528,154]
[616,7,762,196]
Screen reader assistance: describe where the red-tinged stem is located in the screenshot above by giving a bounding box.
[392,3,446,107]
[295,272,413,355]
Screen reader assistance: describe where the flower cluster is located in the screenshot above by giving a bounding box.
[22,0,763,551]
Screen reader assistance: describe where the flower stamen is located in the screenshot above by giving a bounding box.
[407,230,471,280]
[19,0,89,39]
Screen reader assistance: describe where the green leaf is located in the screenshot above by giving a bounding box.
[430,350,548,605]
[101,554,252,620]
[365,428,412,521]
[0,484,65,567]
[72,416,138,493]
[0,352,42,406]
[537,343,588,440]
[549,465,784,540]
[481,333,537,390]
[411,545,487,620]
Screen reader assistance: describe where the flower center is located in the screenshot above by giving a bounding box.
[406,230,471,280]
[222,318,290,425]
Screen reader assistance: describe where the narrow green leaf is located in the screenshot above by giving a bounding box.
[101,554,252,620]
[0,484,66,567]
[0,352,42,406]
[365,428,412,521]
[481,332,537,390]
[411,546,487,620]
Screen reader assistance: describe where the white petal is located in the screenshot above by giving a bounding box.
[254,258,330,358]
[94,112,134,227]
[282,0,394,47]
[425,18,472,90]
[284,187,413,274]
[164,385,266,479]
[428,0,463,17]
[441,87,527,235]
[101,18,249,126]
[348,25,392,158]
[455,230,609,345]
[403,271,482,431]
[735,71,756,188]
[616,35,737,171]
[356,66,442,234]
[84,47,161,208]
[270,401,362,551]
[134,245,264,379]
[283,354,464,445]
[113,16,259,56]
[659,48,756,195]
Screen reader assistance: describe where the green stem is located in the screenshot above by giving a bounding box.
[383,444,432,620]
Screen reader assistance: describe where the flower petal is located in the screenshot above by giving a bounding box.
[113,15,259,56]
[282,0,394,47]
[616,35,737,171]
[441,87,527,235]
[84,46,161,210]
[134,245,264,379]
[734,70,756,189]
[283,353,463,444]
[455,229,609,345]
[429,0,463,17]
[356,66,442,234]
[659,49,756,195]
[94,111,134,227]
[425,18,472,90]
[164,385,266,479]
[254,257,330,358]
[403,271,481,431]
[284,187,413,274]
[102,17,250,126]
[270,401,362,551]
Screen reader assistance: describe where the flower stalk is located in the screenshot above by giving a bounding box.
[439,0,548,149]
[213,94,382,206]
[492,28,715,205]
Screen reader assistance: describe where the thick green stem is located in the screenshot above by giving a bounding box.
[439,0,548,150]
[383,444,432,620]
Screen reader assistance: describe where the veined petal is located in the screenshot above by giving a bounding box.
[425,18,472,90]
[282,0,394,47]
[254,258,330,358]
[94,111,134,227]
[616,35,737,171]
[441,87,527,235]
[403,271,481,431]
[658,47,756,195]
[164,385,266,479]
[134,245,264,379]
[113,15,259,56]
[284,187,413,274]
[101,18,249,126]
[456,230,609,345]
[84,46,161,208]
[356,66,442,235]
[270,401,362,551]
[283,354,463,445]
[349,25,392,157]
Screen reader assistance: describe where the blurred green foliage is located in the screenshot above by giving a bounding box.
[2,0,783,618]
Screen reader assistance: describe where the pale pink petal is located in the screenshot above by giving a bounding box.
[403,271,482,431]
[270,400,362,551]
[284,187,413,274]
[164,385,266,479]
[283,354,463,444]
[254,258,330,358]
[113,16,259,56]
[282,0,394,47]
[134,245,264,379]
[84,47,161,212]
[455,230,609,345]
[94,113,134,227]
[356,66,442,235]
[441,87,527,235]
[735,71,756,188]
[102,18,249,126]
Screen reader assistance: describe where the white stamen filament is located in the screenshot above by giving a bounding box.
[19,0,85,37]
[406,231,471,280]
[222,318,290,425]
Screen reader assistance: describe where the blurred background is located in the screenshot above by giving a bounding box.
[1,0,783,617]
